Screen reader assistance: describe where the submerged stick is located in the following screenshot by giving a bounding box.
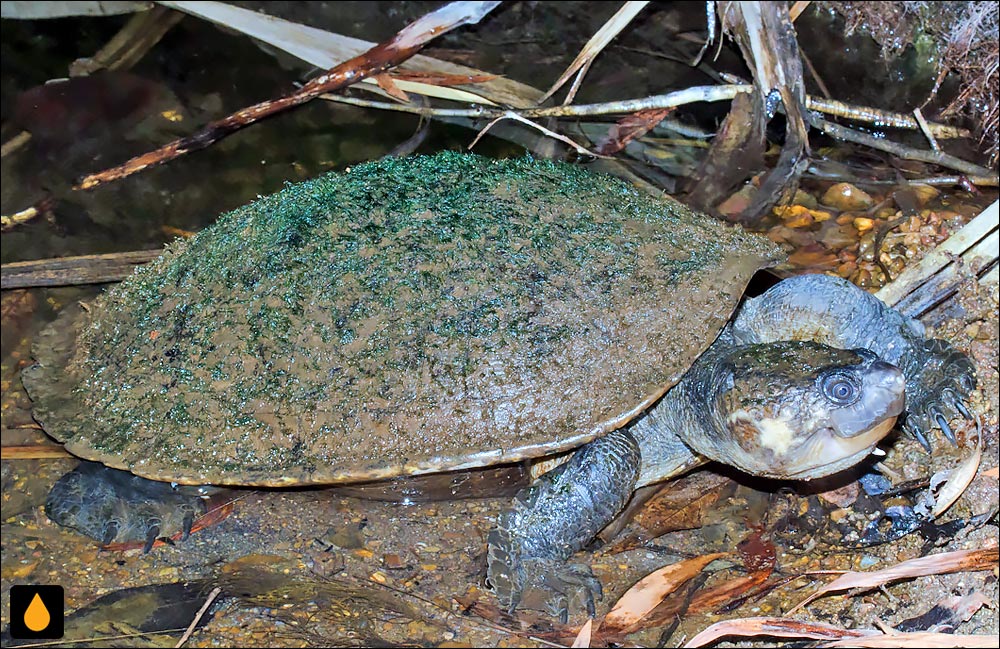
[1,249,162,289]
[175,587,222,648]
[808,97,970,139]
[814,118,994,178]
[0,445,72,460]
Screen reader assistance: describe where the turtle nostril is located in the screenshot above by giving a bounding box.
[870,361,905,391]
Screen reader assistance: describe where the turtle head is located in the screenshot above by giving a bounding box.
[694,341,905,480]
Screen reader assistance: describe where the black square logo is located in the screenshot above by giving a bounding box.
[9,585,64,639]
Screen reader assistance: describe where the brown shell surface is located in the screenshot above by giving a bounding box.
[22,153,782,486]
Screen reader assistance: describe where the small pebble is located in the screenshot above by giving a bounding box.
[837,261,857,277]
[859,555,881,569]
[383,553,405,569]
[853,217,875,232]
[785,212,814,228]
[717,184,757,218]
[823,182,874,211]
[911,184,939,205]
[791,189,819,209]
[852,269,873,287]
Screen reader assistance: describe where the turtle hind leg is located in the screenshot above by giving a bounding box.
[486,428,640,619]
[45,461,206,552]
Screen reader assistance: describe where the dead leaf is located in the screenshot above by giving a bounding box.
[571,618,592,648]
[821,631,1000,647]
[931,422,982,518]
[597,108,673,155]
[896,592,993,632]
[389,70,497,86]
[373,73,411,102]
[685,616,877,647]
[687,570,772,615]
[717,184,758,219]
[684,92,765,215]
[639,527,778,629]
[451,593,554,634]
[790,547,999,613]
[162,1,534,107]
[600,552,726,635]
[540,1,649,103]
[603,472,731,554]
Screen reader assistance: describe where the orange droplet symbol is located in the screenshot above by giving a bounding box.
[24,592,51,632]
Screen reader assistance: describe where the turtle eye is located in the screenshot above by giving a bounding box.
[821,372,860,405]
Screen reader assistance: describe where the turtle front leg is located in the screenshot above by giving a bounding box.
[896,338,977,450]
[45,461,206,552]
[487,428,640,621]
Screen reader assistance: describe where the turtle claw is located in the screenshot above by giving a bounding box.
[904,420,933,452]
[487,550,603,621]
[101,521,119,547]
[554,563,602,619]
[932,410,956,445]
[951,394,972,420]
[142,524,161,554]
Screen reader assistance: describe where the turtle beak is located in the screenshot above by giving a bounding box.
[787,361,905,479]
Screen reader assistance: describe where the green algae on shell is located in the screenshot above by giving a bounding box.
[23,152,782,486]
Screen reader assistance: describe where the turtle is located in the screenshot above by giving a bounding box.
[22,152,975,618]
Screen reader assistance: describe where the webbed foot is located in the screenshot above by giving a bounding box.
[902,338,977,450]
[45,461,206,552]
[526,559,603,622]
[487,522,603,622]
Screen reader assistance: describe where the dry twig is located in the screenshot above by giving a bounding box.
[539,1,649,104]
[75,1,501,190]
[175,587,222,648]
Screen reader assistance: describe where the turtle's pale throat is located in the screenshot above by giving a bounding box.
[789,415,898,479]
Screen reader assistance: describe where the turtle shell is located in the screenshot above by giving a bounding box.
[23,153,782,486]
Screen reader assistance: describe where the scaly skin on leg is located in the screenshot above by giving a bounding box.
[486,428,641,620]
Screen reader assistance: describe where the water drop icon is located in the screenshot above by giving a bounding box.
[24,592,51,632]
